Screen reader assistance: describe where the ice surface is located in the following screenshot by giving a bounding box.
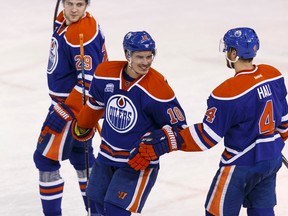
[1,0,288,215]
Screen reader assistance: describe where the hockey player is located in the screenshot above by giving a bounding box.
[129,27,288,216]
[33,0,108,215]
[70,31,187,215]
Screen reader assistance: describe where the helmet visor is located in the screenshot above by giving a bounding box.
[219,38,227,53]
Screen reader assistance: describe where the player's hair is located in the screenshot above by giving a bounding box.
[62,0,89,4]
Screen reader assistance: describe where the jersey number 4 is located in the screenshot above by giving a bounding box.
[259,100,275,134]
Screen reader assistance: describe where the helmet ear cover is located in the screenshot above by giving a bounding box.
[223,27,260,59]
[227,47,253,62]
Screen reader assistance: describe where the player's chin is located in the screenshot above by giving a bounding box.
[137,68,150,75]
[138,70,149,76]
[67,16,82,24]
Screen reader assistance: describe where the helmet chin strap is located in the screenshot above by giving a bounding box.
[127,57,140,76]
[225,54,239,69]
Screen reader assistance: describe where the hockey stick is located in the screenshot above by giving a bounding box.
[282,154,288,169]
[79,33,91,216]
[53,0,61,31]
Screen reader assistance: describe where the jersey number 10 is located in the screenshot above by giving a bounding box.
[167,107,185,124]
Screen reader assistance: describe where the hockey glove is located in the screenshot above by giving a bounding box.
[138,125,183,160]
[128,147,150,171]
[72,121,95,142]
[44,102,74,134]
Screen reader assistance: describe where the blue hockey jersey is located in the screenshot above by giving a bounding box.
[47,10,108,107]
[37,11,108,161]
[180,64,288,166]
[77,61,187,167]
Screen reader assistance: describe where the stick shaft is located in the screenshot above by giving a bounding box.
[282,154,288,168]
[79,33,86,105]
[79,33,91,216]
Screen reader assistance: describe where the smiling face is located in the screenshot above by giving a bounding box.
[63,0,87,25]
[125,51,155,78]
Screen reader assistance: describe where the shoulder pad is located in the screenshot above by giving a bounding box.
[65,12,98,46]
[138,68,175,100]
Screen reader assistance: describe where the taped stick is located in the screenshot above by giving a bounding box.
[79,33,86,105]
[79,34,102,135]
[79,33,91,216]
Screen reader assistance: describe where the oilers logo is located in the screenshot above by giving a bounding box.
[106,95,137,133]
[47,37,58,74]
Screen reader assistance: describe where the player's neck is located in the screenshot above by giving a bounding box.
[125,65,141,79]
[234,61,254,73]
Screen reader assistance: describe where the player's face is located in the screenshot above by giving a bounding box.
[129,51,154,77]
[63,0,87,25]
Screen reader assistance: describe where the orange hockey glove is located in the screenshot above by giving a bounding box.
[138,125,183,160]
[128,148,150,171]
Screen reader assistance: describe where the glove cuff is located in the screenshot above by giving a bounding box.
[162,125,183,151]
[72,120,95,141]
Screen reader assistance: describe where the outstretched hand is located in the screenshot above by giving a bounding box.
[128,125,183,171]
[138,125,183,160]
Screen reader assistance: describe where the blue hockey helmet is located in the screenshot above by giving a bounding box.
[222,27,260,59]
[123,31,156,54]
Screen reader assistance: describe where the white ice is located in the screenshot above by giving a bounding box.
[1,0,288,215]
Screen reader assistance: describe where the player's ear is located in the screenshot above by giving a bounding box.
[229,48,237,60]
[125,51,131,62]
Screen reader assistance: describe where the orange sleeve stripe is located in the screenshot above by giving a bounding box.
[197,124,216,148]
[281,123,288,127]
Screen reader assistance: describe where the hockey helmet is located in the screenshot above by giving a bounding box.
[222,27,260,59]
[123,31,156,54]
